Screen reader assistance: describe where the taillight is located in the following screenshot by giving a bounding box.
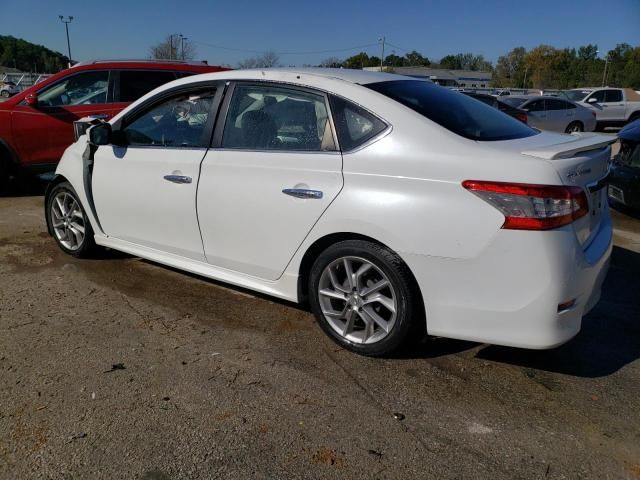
[591,112,596,118]
[515,112,528,124]
[462,181,589,230]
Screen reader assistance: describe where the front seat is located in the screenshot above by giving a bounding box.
[242,110,278,149]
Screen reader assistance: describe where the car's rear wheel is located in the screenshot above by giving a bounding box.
[46,182,97,257]
[565,121,583,133]
[0,90,9,98]
[308,240,420,356]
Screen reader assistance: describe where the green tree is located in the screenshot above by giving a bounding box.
[403,50,430,66]
[492,47,527,87]
[0,35,67,73]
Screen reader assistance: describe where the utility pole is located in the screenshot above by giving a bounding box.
[179,34,187,60]
[59,16,74,68]
[379,36,385,72]
[169,35,174,60]
[601,56,609,87]
[522,65,528,91]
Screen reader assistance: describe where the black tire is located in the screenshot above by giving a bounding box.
[46,181,98,258]
[565,121,584,134]
[628,113,640,125]
[0,90,9,99]
[308,239,422,356]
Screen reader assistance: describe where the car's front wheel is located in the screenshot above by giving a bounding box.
[46,181,97,257]
[565,121,584,133]
[0,90,9,98]
[308,240,421,356]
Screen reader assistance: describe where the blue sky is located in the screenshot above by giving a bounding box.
[1,0,639,67]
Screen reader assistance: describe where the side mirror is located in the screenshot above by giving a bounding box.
[25,93,38,107]
[88,122,112,146]
[587,97,598,104]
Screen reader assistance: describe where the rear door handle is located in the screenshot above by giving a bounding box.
[282,188,323,199]
[164,175,192,184]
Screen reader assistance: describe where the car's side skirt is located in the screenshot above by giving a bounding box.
[93,235,300,303]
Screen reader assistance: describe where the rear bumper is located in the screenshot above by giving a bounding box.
[403,213,613,349]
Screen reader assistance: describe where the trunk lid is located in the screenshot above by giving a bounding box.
[490,132,616,248]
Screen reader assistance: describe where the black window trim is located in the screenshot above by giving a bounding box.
[212,80,341,154]
[111,80,225,150]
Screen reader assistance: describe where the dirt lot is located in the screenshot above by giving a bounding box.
[1,194,639,480]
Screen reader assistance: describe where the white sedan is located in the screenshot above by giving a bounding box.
[46,68,614,356]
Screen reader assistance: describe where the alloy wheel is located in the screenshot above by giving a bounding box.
[50,191,86,251]
[317,256,397,344]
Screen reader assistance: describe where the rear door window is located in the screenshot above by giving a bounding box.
[546,99,567,111]
[117,70,177,103]
[222,84,336,151]
[367,80,537,141]
[605,90,623,103]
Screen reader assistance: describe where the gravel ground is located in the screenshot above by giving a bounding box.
[1,194,639,480]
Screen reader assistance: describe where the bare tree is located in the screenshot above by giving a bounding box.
[149,35,197,61]
[237,51,280,69]
[319,57,343,68]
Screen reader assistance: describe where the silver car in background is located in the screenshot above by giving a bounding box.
[501,96,596,133]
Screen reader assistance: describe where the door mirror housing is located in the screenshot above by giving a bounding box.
[587,97,599,104]
[25,93,38,107]
[88,122,112,146]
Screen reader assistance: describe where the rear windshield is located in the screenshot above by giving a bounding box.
[499,97,527,108]
[367,80,537,141]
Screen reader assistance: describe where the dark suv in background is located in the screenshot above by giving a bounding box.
[0,60,228,192]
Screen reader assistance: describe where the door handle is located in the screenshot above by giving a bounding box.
[164,174,192,184]
[282,188,323,199]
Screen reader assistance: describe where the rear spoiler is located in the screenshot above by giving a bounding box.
[522,133,617,160]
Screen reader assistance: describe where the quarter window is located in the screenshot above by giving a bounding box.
[37,71,109,107]
[222,84,335,151]
[122,89,216,148]
[329,95,387,151]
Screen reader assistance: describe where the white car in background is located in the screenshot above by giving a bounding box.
[45,69,614,356]
[0,81,19,98]
[501,95,597,133]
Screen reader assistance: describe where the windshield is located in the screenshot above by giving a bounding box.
[565,90,591,102]
[367,80,537,141]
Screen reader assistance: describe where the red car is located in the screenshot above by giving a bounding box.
[0,60,228,191]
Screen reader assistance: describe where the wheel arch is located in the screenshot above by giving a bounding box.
[296,231,426,328]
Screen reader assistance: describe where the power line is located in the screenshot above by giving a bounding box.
[189,39,380,57]
[385,42,411,53]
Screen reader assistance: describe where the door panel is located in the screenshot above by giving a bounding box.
[197,82,343,280]
[197,150,342,279]
[12,104,119,167]
[92,147,206,260]
[91,87,220,261]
